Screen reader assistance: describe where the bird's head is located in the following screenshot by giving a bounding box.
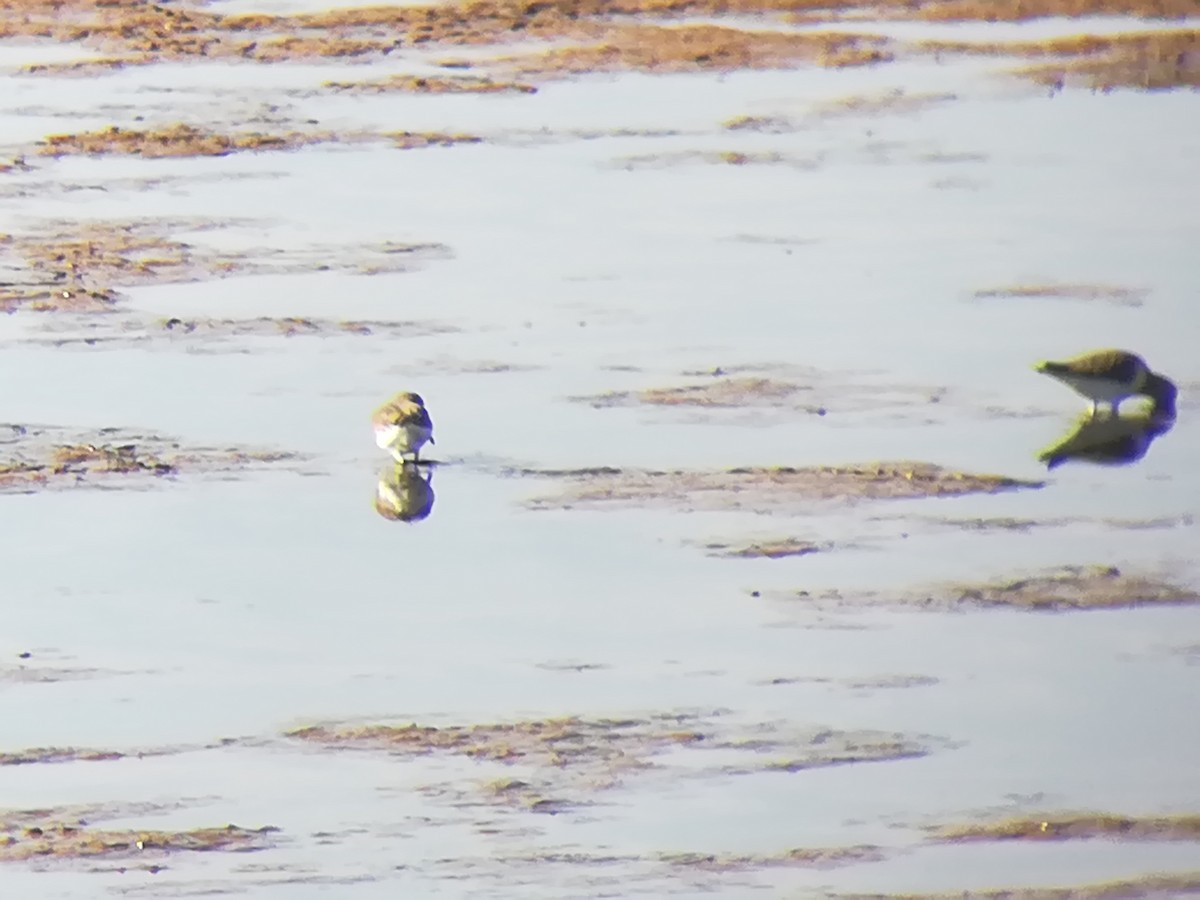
[1144,372,1177,419]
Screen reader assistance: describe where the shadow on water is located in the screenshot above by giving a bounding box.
[372,461,436,523]
[1037,412,1176,471]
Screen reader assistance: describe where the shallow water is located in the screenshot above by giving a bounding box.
[1,10,1198,898]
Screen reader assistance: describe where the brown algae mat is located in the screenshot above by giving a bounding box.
[0,747,124,766]
[0,806,276,864]
[932,812,1200,843]
[324,74,538,94]
[1,0,1193,91]
[0,0,889,72]
[290,714,940,813]
[34,125,483,159]
[658,844,886,871]
[444,845,889,882]
[159,317,453,339]
[776,565,1200,613]
[33,316,459,350]
[973,282,1148,308]
[36,124,337,159]
[834,872,1200,900]
[504,24,894,75]
[574,369,953,419]
[919,565,1200,611]
[0,218,449,312]
[1015,30,1199,90]
[524,463,1043,512]
[885,0,1195,19]
[582,376,813,409]
[0,662,107,686]
[0,425,298,493]
[922,29,1199,91]
[703,537,827,558]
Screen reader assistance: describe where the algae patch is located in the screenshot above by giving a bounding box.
[702,538,826,559]
[660,845,886,871]
[290,714,943,815]
[37,124,338,159]
[0,747,124,766]
[0,425,300,494]
[573,366,956,422]
[0,218,449,312]
[583,377,809,409]
[923,565,1199,611]
[974,282,1148,307]
[525,463,1042,513]
[923,29,1199,91]
[324,74,537,94]
[505,24,894,76]
[0,809,277,864]
[775,565,1200,614]
[833,871,1200,900]
[932,812,1200,843]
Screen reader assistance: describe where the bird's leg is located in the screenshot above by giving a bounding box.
[1089,400,1099,418]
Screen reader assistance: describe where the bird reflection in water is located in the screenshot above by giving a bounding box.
[374,462,436,523]
[1038,412,1175,470]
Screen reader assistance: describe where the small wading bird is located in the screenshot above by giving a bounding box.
[372,391,434,463]
[1034,349,1176,419]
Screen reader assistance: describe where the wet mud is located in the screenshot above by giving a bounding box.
[526,463,1042,512]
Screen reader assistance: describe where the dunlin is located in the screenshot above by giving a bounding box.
[1034,349,1176,418]
[372,391,434,463]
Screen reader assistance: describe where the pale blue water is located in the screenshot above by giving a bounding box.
[0,14,1198,898]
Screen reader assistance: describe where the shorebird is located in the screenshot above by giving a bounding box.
[372,391,434,463]
[374,462,435,523]
[1037,413,1173,470]
[1034,349,1176,418]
